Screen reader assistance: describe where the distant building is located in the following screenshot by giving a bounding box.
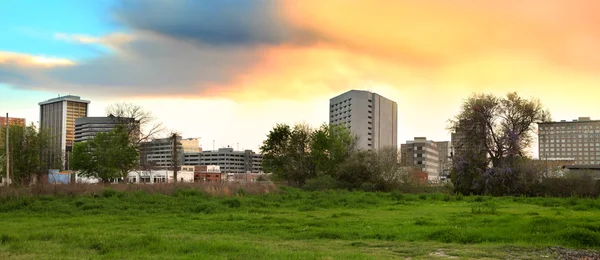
[401,137,440,181]
[74,116,137,143]
[140,136,199,170]
[39,95,90,170]
[184,147,263,174]
[0,117,25,127]
[450,119,486,161]
[188,165,221,182]
[127,170,194,183]
[538,117,600,165]
[329,90,398,151]
[434,141,452,176]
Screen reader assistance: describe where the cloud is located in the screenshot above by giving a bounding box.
[113,0,321,46]
[0,51,75,67]
[2,0,600,104]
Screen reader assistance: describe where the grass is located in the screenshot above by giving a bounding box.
[1,186,600,259]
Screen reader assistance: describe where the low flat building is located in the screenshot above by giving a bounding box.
[127,170,194,183]
[184,147,263,174]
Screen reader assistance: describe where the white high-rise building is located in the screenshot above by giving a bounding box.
[329,90,398,151]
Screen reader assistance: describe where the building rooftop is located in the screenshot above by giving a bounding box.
[38,95,90,105]
[538,117,599,124]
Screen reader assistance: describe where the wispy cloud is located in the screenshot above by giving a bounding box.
[0,51,75,67]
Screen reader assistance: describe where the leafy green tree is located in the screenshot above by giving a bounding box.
[71,125,139,183]
[260,123,313,186]
[310,123,356,177]
[1,124,59,186]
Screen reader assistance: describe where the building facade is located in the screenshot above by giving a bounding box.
[329,90,398,151]
[39,95,90,170]
[538,117,600,165]
[434,141,452,176]
[74,116,136,143]
[401,137,440,181]
[0,117,26,127]
[184,147,263,174]
[140,136,199,170]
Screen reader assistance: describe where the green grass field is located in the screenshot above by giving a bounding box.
[1,186,600,259]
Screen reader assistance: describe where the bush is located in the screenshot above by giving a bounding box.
[303,175,339,191]
[222,198,241,208]
[102,188,119,198]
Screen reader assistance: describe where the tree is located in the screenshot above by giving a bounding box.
[105,103,164,172]
[309,123,357,177]
[450,92,550,168]
[260,123,313,186]
[1,124,59,186]
[449,92,551,194]
[70,125,139,183]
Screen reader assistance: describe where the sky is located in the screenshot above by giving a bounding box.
[1,0,600,157]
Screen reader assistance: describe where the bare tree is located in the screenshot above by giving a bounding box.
[105,103,164,146]
[105,103,165,182]
[449,92,550,168]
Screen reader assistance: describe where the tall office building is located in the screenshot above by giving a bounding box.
[538,117,600,165]
[400,137,440,180]
[39,95,90,170]
[329,90,398,151]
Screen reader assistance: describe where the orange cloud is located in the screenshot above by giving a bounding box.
[0,51,75,67]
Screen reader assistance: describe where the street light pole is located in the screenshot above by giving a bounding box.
[5,113,9,187]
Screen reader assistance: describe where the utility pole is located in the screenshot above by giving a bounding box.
[5,113,9,187]
[172,133,178,183]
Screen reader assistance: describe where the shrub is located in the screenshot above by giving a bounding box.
[222,198,241,208]
[303,175,339,191]
[102,188,119,198]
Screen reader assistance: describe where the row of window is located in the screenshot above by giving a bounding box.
[541,125,600,130]
[540,143,600,148]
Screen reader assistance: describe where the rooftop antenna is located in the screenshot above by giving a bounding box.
[237,143,239,151]
[213,140,215,151]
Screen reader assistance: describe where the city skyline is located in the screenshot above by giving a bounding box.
[2,1,600,157]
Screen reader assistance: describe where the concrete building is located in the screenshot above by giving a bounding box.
[329,90,398,151]
[140,136,199,170]
[39,95,90,170]
[74,116,137,143]
[185,147,263,174]
[434,141,452,177]
[401,137,440,181]
[538,117,600,165]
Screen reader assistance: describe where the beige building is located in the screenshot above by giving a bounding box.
[329,90,398,151]
[401,137,440,181]
[140,136,199,170]
[39,95,90,170]
[538,117,600,165]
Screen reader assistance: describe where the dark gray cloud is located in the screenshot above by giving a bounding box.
[46,34,259,94]
[114,0,320,46]
[0,0,321,97]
